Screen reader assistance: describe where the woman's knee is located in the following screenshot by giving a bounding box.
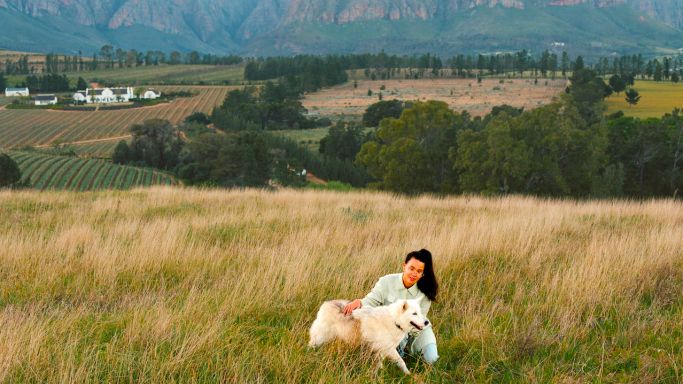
[422,343,439,364]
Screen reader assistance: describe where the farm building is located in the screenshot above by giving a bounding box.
[34,94,58,106]
[5,87,29,97]
[141,89,161,99]
[85,87,135,103]
[73,91,86,103]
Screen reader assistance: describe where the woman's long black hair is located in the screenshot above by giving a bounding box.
[406,249,438,302]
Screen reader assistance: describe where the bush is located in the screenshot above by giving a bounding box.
[0,154,22,188]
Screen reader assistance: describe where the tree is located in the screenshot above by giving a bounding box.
[672,72,680,84]
[115,48,126,68]
[654,60,663,81]
[605,116,670,197]
[319,122,365,161]
[177,131,271,187]
[625,88,641,107]
[0,73,5,91]
[0,154,21,188]
[356,101,467,193]
[127,119,183,169]
[99,45,114,68]
[609,74,626,94]
[454,99,605,197]
[567,69,610,125]
[561,51,570,78]
[112,140,131,164]
[665,109,683,196]
[362,100,406,127]
[169,51,182,65]
[76,77,88,91]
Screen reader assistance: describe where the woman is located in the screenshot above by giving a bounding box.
[343,249,439,364]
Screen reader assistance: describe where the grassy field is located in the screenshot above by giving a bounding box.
[4,64,246,87]
[0,187,682,382]
[0,86,231,150]
[303,78,566,118]
[5,151,176,190]
[275,127,374,152]
[606,80,683,118]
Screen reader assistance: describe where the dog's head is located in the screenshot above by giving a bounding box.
[393,299,429,332]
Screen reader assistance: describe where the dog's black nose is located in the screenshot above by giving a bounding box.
[424,320,429,326]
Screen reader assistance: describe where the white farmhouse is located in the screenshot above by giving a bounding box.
[141,89,161,100]
[85,87,135,103]
[34,94,58,106]
[5,87,29,97]
[73,91,87,103]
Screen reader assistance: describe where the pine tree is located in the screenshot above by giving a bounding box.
[625,88,641,107]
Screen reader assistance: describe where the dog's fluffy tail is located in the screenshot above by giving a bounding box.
[308,300,352,348]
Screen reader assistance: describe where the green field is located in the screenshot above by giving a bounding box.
[606,80,683,118]
[275,128,333,151]
[5,64,246,87]
[276,127,374,152]
[5,151,176,190]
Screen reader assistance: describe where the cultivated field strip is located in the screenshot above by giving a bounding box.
[63,64,245,85]
[0,87,230,149]
[6,151,177,191]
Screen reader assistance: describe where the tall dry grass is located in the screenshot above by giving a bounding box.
[0,187,682,383]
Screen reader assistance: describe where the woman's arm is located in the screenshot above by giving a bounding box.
[342,277,385,315]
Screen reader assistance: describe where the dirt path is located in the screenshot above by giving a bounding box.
[306,172,327,185]
[35,135,132,148]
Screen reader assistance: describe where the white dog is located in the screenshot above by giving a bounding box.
[308,299,429,375]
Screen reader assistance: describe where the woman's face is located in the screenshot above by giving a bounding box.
[402,258,425,288]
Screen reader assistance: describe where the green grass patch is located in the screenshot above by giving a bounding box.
[606,80,683,118]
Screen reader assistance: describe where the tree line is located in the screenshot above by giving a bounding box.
[355,68,683,198]
[242,51,683,84]
[1,46,243,76]
[210,80,331,130]
[112,116,368,188]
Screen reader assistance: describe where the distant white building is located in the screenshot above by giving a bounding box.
[85,87,135,104]
[34,94,58,106]
[141,89,161,100]
[73,91,87,103]
[5,87,29,97]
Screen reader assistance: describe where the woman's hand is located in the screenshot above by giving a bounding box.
[343,299,362,316]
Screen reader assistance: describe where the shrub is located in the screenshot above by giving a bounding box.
[0,153,22,188]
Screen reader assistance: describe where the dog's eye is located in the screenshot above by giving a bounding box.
[413,312,417,315]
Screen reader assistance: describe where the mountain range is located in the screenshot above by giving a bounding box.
[1,0,683,57]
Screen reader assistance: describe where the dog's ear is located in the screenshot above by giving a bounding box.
[402,301,408,312]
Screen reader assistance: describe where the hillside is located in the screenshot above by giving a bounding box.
[5,151,177,190]
[0,187,681,382]
[0,86,230,150]
[1,0,683,56]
